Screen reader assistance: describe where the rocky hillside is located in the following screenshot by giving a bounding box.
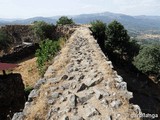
[13,27,141,120]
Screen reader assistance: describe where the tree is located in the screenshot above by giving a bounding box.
[133,44,160,75]
[56,16,74,25]
[90,20,106,52]
[0,29,10,50]
[106,20,139,60]
[31,21,55,41]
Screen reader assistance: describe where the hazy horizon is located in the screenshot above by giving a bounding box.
[0,0,160,19]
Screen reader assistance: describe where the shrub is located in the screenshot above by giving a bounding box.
[133,44,160,75]
[56,16,74,25]
[31,21,55,41]
[35,39,60,75]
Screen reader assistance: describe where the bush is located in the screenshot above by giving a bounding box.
[35,39,60,75]
[56,16,74,25]
[90,20,106,51]
[31,21,55,41]
[133,44,160,75]
[0,29,10,50]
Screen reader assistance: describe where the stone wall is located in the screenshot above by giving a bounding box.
[1,25,36,44]
[0,44,39,63]
[0,25,78,62]
[0,73,25,120]
[12,27,141,120]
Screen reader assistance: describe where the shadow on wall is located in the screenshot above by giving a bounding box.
[0,73,25,120]
[110,60,160,120]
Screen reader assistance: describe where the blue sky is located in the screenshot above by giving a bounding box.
[0,0,160,18]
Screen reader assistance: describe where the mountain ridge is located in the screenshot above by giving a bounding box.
[1,11,160,33]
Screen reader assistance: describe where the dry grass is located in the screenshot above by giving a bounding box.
[14,57,40,87]
[26,89,47,120]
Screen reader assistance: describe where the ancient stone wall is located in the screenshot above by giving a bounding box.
[1,25,36,44]
[0,25,78,62]
[12,27,141,120]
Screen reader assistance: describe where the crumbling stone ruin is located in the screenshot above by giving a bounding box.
[12,27,142,120]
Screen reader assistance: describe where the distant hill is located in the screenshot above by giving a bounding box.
[1,11,160,34]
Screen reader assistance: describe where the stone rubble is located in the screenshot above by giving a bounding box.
[12,26,141,120]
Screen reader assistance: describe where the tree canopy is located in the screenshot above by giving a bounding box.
[90,20,106,51]
[31,21,55,40]
[105,20,139,60]
[133,44,160,75]
[56,16,74,25]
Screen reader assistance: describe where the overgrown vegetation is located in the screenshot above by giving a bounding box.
[32,20,69,76]
[133,44,160,79]
[90,20,160,81]
[56,16,74,25]
[35,39,60,75]
[0,29,10,50]
[31,21,55,41]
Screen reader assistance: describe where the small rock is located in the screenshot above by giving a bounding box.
[132,105,141,114]
[93,88,109,100]
[124,91,133,100]
[52,92,60,99]
[61,75,68,80]
[34,79,46,89]
[105,115,112,120]
[12,112,23,120]
[48,78,60,84]
[78,94,93,105]
[84,77,103,87]
[60,96,67,103]
[28,89,39,102]
[78,75,85,81]
[77,83,87,92]
[70,94,77,108]
[61,115,69,120]
[110,100,122,109]
[101,99,109,106]
[106,61,113,68]
[85,105,100,117]
[68,76,75,80]
[115,75,123,83]
[70,116,84,120]
[48,99,55,105]
[116,82,127,90]
[50,87,58,92]
[62,83,70,90]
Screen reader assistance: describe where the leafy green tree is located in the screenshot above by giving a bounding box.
[32,21,55,41]
[106,20,139,60]
[0,29,10,50]
[90,20,106,52]
[56,16,74,25]
[133,44,160,75]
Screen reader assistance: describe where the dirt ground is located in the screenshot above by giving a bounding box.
[13,57,40,87]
